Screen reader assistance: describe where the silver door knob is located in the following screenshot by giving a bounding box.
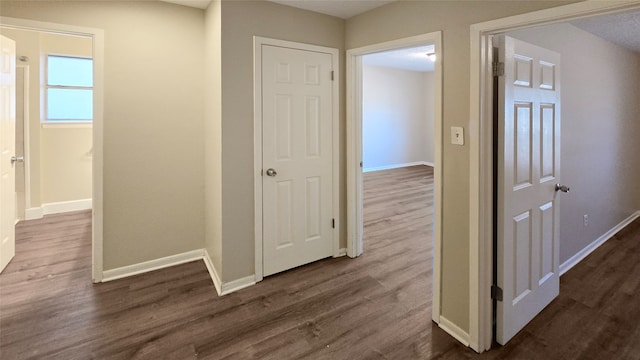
[11,156,24,165]
[265,168,277,177]
[555,183,570,193]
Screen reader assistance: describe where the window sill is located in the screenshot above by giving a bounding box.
[41,122,93,129]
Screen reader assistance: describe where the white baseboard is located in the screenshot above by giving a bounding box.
[560,210,640,276]
[25,207,44,220]
[335,248,347,257]
[220,275,256,295]
[202,249,222,295]
[24,199,92,220]
[201,249,254,295]
[363,161,433,173]
[44,198,92,215]
[101,247,255,297]
[438,315,470,347]
[102,249,204,282]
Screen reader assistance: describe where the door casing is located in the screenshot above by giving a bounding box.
[469,0,640,353]
[253,37,340,283]
[0,16,105,283]
[15,64,29,221]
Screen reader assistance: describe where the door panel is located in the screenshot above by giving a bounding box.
[497,35,561,344]
[1,35,16,273]
[262,45,333,277]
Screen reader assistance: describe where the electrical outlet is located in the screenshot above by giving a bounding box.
[583,214,588,227]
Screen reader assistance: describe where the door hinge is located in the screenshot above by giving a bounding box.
[331,71,335,81]
[359,161,363,168]
[492,61,504,77]
[491,285,503,302]
[332,218,335,229]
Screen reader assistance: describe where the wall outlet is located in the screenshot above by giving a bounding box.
[583,214,588,227]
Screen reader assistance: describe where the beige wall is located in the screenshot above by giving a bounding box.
[345,0,578,331]
[0,28,93,206]
[507,23,640,263]
[41,127,92,203]
[362,65,434,169]
[204,0,223,273]
[0,1,207,270]
[219,0,345,281]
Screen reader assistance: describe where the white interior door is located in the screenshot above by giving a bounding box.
[0,35,17,273]
[497,35,563,344]
[262,44,334,277]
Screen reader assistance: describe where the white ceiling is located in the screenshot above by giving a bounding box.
[571,10,640,53]
[161,0,211,9]
[159,0,395,18]
[268,0,395,19]
[159,1,640,55]
[363,45,435,72]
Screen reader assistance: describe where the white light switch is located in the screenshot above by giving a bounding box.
[451,126,464,145]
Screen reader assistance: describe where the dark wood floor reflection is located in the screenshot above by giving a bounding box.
[2,166,639,359]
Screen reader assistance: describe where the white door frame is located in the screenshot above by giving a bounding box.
[468,0,640,352]
[0,16,105,283]
[346,31,443,322]
[16,63,30,220]
[253,36,340,282]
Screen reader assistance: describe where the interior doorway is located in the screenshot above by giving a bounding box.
[469,1,640,352]
[346,31,444,324]
[0,17,104,281]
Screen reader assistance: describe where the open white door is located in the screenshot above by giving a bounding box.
[496,35,564,344]
[261,44,334,276]
[0,35,17,273]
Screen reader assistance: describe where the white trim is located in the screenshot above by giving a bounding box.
[253,36,340,282]
[202,248,222,295]
[346,31,443,324]
[363,161,432,173]
[202,248,256,296]
[16,64,30,220]
[42,199,92,215]
[100,247,256,296]
[560,211,640,275]
[25,199,92,219]
[468,0,640,353]
[25,207,44,220]
[335,247,347,257]
[1,16,105,284]
[41,122,92,129]
[220,275,256,295]
[102,249,204,282]
[438,315,471,347]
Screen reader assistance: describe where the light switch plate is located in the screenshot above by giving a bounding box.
[451,126,464,145]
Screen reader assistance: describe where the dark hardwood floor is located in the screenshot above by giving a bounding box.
[1,165,639,359]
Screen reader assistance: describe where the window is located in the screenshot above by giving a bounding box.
[46,55,93,122]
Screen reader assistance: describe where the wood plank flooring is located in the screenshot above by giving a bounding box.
[1,165,639,359]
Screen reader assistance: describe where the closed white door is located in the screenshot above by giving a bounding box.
[262,44,334,276]
[497,35,564,344]
[0,35,17,273]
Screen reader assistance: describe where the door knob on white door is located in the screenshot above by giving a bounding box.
[10,156,24,165]
[265,168,277,177]
[555,183,570,193]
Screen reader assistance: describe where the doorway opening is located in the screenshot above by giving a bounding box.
[0,17,104,282]
[346,31,444,328]
[469,1,640,352]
